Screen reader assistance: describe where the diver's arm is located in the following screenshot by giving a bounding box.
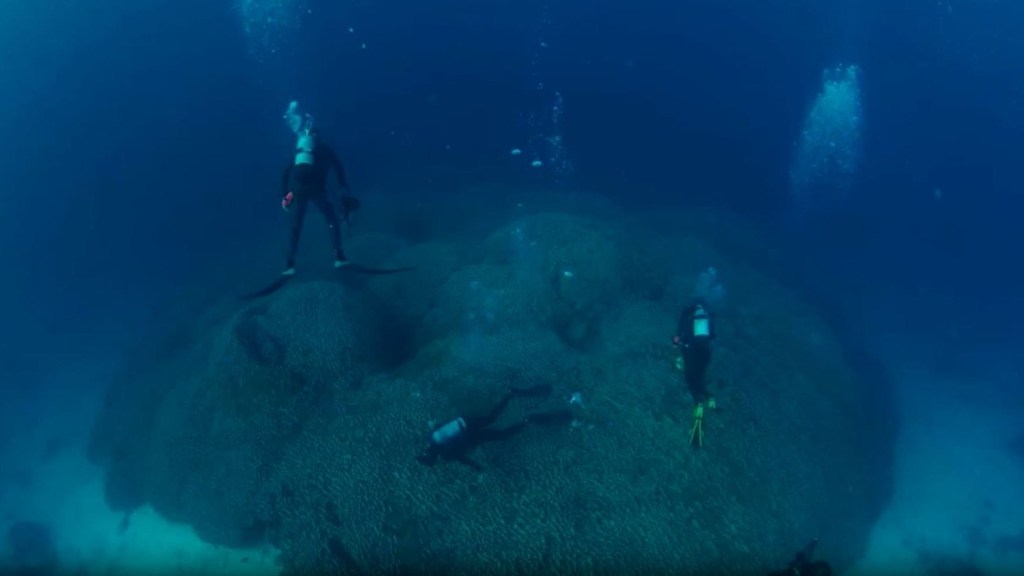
[675,308,691,342]
[455,453,484,472]
[281,163,293,198]
[416,448,438,467]
[280,163,296,210]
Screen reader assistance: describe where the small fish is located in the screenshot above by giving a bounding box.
[531,160,543,168]
[510,148,522,156]
[568,392,583,406]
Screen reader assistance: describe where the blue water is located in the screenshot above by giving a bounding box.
[1,0,1022,573]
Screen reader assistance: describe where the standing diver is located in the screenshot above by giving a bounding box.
[280,102,361,276]
[416,384,575,471]
[238,103,408,301]
[673,299,716,447]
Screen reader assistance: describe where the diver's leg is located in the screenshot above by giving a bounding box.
[509,383,553,397]
[524,408,575,427]
[285,198,310,272]
[474,421,528,445]
[684,375,706,404]
[312,194,346,264]
[684,370,707,404]
[684,347,711,403]
[465,393,515,430]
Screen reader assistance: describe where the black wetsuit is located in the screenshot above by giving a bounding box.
[281,139,349,268]
[416,385,572,471]
[676,301,716,404]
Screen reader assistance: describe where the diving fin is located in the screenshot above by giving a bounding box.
[510,383,553,398]
[340,263,416,276]
[239,275,292,300]
[240,261,412,300]
[526,408,575,427]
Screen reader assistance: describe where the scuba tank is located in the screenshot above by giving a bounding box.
[431,418,467,445]
[692,305,711,338]
[284,100,316,166]
[294,130,315,166]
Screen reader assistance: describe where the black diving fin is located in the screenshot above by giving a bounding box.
[239,275,293,301]
[339,263,416,275]
[240,261,414,300]
[510,383,554,398]
[525,408,575,427]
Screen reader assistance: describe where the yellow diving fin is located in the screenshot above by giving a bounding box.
[689,403,705,448]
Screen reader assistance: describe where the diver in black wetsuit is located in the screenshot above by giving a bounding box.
[674,300,716,404]
[673,299,717,447]
[767,539,832,576]
[416,384,574,471]
[280,128,361,276]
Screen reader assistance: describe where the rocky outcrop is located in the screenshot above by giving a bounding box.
[89,203,896,574]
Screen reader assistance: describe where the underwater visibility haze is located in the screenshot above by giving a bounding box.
[1,0,1023,574]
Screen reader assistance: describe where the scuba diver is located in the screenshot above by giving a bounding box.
[280,101,361,276]
[239,102,410,301]
[416,384,575,472]
[673,299,716,447]
[767,539,832,576]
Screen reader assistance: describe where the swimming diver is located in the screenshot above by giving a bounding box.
[673,299,716,447]
[416,384,575,472]
[280,127,361,276]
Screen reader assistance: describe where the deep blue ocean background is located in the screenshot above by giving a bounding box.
[1,0,1023,572]
[3,0,1022,371]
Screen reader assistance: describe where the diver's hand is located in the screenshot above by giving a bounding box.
[340,195,361,213]
[282,192,295,211]
[339,195,361,225]
[416,447,436,466]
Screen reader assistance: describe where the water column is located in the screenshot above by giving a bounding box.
[515,4,573,184]
[237,0,309,60]
[790,64,864,214]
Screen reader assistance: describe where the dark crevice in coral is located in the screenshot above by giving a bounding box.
[234,306,286,366]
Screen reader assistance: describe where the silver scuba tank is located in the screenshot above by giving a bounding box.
[295,131,315,166]
[431,418,467,445]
